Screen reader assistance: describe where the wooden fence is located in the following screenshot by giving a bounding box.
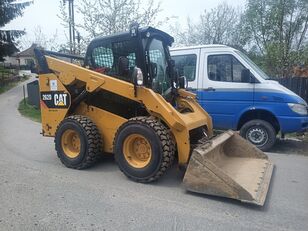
[278,77,308,103]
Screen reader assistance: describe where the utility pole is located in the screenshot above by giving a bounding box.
[63,0,75,54]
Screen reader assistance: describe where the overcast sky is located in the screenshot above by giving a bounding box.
[3,0,245,48]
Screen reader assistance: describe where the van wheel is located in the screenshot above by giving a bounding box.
[240,119,276,151]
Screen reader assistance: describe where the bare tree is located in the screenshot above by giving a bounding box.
[58,0,171,53]
[19,26,62,51]
[171,3,240,46]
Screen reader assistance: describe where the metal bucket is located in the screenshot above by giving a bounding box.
[183,130,273,206]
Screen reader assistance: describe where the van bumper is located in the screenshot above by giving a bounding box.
[278,116,308,133]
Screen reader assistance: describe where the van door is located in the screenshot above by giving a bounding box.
[171,49,200,90]
[198,51,254,130]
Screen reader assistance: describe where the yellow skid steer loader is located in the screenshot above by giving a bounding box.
[34,24,273,205]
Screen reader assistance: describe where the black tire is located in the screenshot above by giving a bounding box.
[114,116,175,183]
[240,119,276,151]
[55,115,103,169]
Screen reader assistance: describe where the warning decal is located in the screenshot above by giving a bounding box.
[50,80,58,91]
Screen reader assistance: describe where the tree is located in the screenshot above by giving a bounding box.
[58,0,171,53]
[242,0,308,77]
[171,3,241,47]
[0,0,32,60]
[19,26,62,51]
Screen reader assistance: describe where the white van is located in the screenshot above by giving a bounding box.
[171,45,308,151]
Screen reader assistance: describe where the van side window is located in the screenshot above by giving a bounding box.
[208,54,249,83]
[172,54,197,81]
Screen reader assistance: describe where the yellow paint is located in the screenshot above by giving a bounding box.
[123,134,152,168]
[61,129,81,158]
[74,103,127,153]
[40,56,214,165]
[38,73,70,136]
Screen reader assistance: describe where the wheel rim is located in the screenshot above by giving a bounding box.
[123,134,152,168]
[61,129,81,158]
[246,127,268,146]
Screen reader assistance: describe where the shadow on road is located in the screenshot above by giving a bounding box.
[271,138,308,155]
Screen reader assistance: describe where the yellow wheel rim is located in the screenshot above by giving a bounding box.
[61,129,81,158]
[123,134,152,168]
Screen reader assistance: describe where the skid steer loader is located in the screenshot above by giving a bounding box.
[34,24,273,206]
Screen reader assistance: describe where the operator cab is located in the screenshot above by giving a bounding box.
[84,25,175,95]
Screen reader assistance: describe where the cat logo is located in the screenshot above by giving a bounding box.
[54,93,68,106]
[41,91,70,109]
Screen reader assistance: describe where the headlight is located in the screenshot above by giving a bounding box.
[288,103,308,115]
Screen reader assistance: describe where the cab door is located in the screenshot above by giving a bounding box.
[198,51,254,130]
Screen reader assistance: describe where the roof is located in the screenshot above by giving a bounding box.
[15,44,38,57]
[89,27,174,48]
[170,44,231,51]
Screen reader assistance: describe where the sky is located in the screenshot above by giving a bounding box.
[3,0,245,49]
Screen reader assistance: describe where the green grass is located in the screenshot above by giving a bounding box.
[0,81,19,94]
[0,76,30,94]
[18,98,41,123]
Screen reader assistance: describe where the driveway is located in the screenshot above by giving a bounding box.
[0,81,308,231]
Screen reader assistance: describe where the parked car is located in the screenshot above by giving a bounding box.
[171,45,308,151]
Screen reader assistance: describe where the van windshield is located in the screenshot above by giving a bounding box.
[235,50,270,80]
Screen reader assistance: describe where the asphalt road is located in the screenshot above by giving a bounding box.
[0,81,308,231]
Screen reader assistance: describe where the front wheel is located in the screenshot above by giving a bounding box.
[114,117,175,183]
[240,119,276,151]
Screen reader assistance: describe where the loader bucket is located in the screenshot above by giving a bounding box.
[183,130,273,206]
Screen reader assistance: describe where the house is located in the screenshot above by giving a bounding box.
[2,44,38,69]
[15,43,38,68]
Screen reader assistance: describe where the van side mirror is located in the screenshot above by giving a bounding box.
[178,76,188,89]
[250,75,259,83]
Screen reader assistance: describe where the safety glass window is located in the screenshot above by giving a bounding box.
[112,40,138,81]
[172,54,197,81]
[92,45,113,69]
[148,39,170,94]
[92,40,138,82]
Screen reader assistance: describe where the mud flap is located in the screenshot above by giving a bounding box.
[183,130,274,206]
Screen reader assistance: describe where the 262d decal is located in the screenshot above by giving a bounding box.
[41,91,71,108]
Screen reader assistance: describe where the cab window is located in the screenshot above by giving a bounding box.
[91,40,138,82]
[172,54,197,81]
[148,38,169,94]
[92,45,113,68]
[208,54,249,83]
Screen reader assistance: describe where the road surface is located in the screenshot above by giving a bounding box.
[0,81,308,231]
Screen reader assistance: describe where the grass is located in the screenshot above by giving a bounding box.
[18,98,41,123]
[0,75,30,94]
[0,81,20,94]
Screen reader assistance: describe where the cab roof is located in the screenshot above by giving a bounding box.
[89,27,174,48]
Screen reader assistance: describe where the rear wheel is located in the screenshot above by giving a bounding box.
[55,115,103,169]
[114,117,175,183]
[240,119,276,151]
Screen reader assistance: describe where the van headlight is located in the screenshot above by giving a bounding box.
[288,103,308,115]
